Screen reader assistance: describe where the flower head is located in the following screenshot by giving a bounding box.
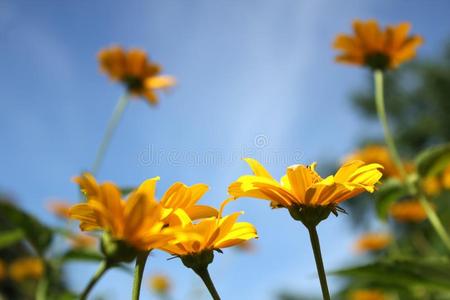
[149,274,171,295]
[47,200,72,219]
[69,234,97,249]
[8,258,44,282]
[159,199,257,263]
[333,20,423,70]
[98,46,175,105]
[390,200,429,223]
[350,289,386,300]
[69,174,176,251]
[229,158,382,226]
[354,232,392,253]
[344,145,402,178]
[69,174,217,255]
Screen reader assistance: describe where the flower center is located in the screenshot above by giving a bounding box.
[123,76,144,93]
[365,52,390,70]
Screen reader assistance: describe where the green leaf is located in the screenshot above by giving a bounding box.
[332,257,450,293]
[375,178,407,220]
[0,200,53,255]
[0,229,25,249]
[416,143,450,178]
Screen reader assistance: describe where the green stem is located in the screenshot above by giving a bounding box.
[132,252,150,300]
[36,276,48,300]
[307,226,330,300]
[374,70,450,250]
[92,93,129,175]
[80,260,111,300]
[194,267,221,300]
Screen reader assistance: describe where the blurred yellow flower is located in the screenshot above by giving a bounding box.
[69,233,97,249]
[390,200,429,223]
[344,145,404,179]
[98,46,175,105]
[149,274,171,295]
[69,174,177,251]
[350,289,386,300]
[0,260,6,281]
[354,232,392,253]
[47,200,72,219]
[422,176,442,196]
[159,199,258,257]
[9,257,44,282]
[442,165,450,189]
[422,164,450,196]
[333,19,423,70]
[229,158,382,211]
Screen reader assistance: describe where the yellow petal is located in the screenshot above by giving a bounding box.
[185,205,218,220]
[243,158,273,179]
[145,76,176,90]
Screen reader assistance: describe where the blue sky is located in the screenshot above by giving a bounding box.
[1,0,449,299]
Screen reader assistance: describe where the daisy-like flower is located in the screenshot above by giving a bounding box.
[344,145,403,179]
[69,234,97,249]
[390,200,429,223]
[8,258,44,282]
[47,200,72,219]
[149,274,171,295]
[333,20,423,70]
[159,199,257,300]
[98,46,175,105]
[229,158,383,227]
[69,174,217,259]
[160,199,257,258]
[69,175,175,255]
[354,232,392,253]
[350,289,386,300]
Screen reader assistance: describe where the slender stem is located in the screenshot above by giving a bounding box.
[80,260,111,300]
[132,252,150,300]
[92,93,129,175]
[418,194,450,249]
[307,226,330,300]
[36,276,48,300]
[194,267,221,300]
[373,70,450,250]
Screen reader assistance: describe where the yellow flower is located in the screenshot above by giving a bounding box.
[69,234,97,249]
[350,289,386,300]
[47,200,72,219]
[149,274,171,295]
[333,20,423,70]
[69,174,217,252]
[69,174,176,251]
[390,200,429,223]
[442,165,450,189]
[8,258,44,282]
[159,199,258,257]
[344,145,404,179]
[98,46,175,105]
[229,158,382,225]
[0,260,6,281]
[422,176,442,196]
[354,232,392,253]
